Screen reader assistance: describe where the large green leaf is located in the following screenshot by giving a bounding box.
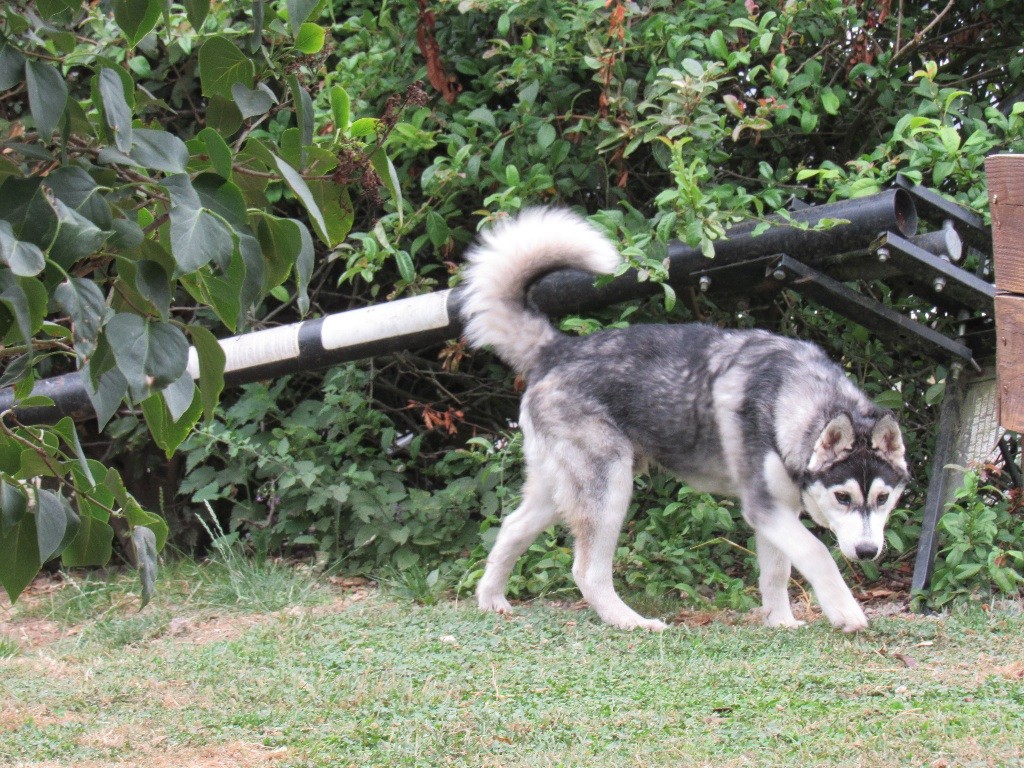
[0,270,46,345]
[35,487,79,563]
[134,259,172,320]
[112,0,162,47]
[164,175,236,274]
[0,512,40,602]
[182,0,211,30]
[188,323,226,423]
[49,198,109,268]
[287,0,320,35]
[61,513,114,568]
[0,480,28,531]
[0,220,45,276]
[162,368,197,423]
[54,276,106,359]
[198,35,255,100]
[0,43,26,92]
[231,82,277,119]
[198,127,234,179]
[98,67,133,153]
[130,128,190,174]
[25,60,68,142]
[273,155,329,244]
[142,384,202,457]
[82,363,128,431]
[45,166,114,230]
[132,525,158,609]
[294,22,326,54]
[253,212,313,304]
[104,313,190,401]
[305,180,353,248]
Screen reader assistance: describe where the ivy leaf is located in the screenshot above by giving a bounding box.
[131,524,159,609]
[0,270,47,345]
[25,60,68,142]
[61,513,114,568]
[99,67,133,153]
[130,128,189,174]
[231,82,277,119]
[35,487,79,563]
[48,198,109,269]
[160,368,197,423]
[0,220,45,277]
[45,166,114,230]
[135,259,172,320]
[112,0,162,47]
[1,480,28,531]
[0,512,40,602]
[198,127,234,179]
[182,0,211,30]
[199,35,255,100]
[294,22,326,54]
[286,0,320,35]
[273,155,329,244]
[330,85,350,133]
[104,312,190,401]
[82,362,128,431]
[141,384,202,458]
[187,323,226,422]
[54,276,107,359]
[0,43,26,92]
[163,175,235,274]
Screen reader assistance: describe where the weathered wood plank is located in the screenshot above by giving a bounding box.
[988,153,1024,432]
[987,153,1024,295]
[994,294,1024,433]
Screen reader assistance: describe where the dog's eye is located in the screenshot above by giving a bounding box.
[877,492,890,505]
[834,491,852,505]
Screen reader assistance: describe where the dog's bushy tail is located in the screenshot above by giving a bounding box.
[459,208,621,374]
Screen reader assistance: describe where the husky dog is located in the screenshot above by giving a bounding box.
[459,208,909,632]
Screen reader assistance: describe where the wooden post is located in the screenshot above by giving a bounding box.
[986,154,1024,433]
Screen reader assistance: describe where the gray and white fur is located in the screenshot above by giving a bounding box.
[460,208,909,632]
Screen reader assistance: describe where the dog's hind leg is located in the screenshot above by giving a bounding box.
[755,532,805,628]
[477,474,559,614]
[564,452,667,632]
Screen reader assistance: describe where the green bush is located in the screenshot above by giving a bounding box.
[924,470,1024,609]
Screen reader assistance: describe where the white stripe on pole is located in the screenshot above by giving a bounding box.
[319,289,452,351]
[186,323,303,379]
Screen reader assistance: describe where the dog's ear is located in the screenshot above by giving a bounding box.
[808,413,855,473]
[871,413,907,472]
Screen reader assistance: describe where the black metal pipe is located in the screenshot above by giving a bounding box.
[528,188,917,314]
[0,187,933,425]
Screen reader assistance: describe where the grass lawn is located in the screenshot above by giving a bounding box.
[2,560,1022,767]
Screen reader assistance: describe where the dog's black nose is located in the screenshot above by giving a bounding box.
[855,543,879,560]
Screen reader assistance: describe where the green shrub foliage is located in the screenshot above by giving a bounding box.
[2,0,1023,607]
[0,0,402,600]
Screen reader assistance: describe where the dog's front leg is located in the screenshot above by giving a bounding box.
[754,532,805,628]
[753,511,868,632]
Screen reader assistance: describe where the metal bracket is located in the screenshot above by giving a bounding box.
[769,255,978,367]
[894,175,992,254]
[872,232,995,314]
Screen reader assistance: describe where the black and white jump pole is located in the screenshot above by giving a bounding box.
[0,189,923,424]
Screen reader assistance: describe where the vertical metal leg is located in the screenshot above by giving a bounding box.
[911,363,969,595]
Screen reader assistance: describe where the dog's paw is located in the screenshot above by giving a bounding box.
[826,603,869,633]
[763,609,806,629]
[605,613,668,632]
[477,593,513,614]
